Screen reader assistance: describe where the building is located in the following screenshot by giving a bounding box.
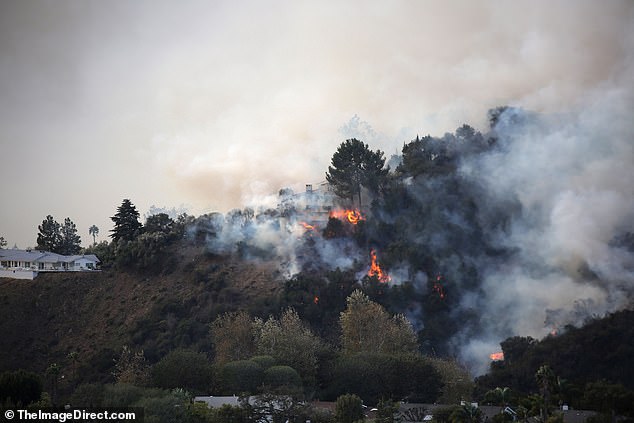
[0,249,100,279]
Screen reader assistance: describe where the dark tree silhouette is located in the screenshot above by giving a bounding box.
[326,138,388,207]
[59,217,82,255]
[110,199,142,242]
[36,215,61,252]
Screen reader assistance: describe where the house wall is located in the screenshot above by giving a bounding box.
[0,269,37,280]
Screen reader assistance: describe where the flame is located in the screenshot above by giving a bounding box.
[330,209,365,225]
[368,249,391,283]
[490,352,504,361]
[313,295,319,304]
[433,275,446,299]
[300,222,316,231]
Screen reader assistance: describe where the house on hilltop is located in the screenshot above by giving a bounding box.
[0,249,100,280]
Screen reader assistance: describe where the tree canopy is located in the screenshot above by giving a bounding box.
[35,215,81,254]
[326,138,388,206]
[36,215,61,252]
[110,199,143,242]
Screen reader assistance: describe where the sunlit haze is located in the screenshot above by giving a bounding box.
[1,0,632,248]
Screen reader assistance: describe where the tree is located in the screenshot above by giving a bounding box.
[253,308,323,387]
[59,217,81,255]
[36,215,61,252]
[326,138,388,206]
[110,199,142,242]
[217,360,264,394]
[113,345,149,386]
[335,393,364,423]
[0,236,7,249]
[340,290,418,355]
[450,404,484,423]
[535,365,557,421]
[151,349,212,393]
[46,363,61,405]
[211,311,256,365]
[0,369,42,407]
[582,380,634,423]
[88,225,99,246]
[262,365,303,394]
[145,213,175,234]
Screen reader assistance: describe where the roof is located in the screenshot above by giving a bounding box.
[0,249,46,261]
[193,396,241,408]
[0,249,100,264]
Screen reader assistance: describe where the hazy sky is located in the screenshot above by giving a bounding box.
[1,0,632,248]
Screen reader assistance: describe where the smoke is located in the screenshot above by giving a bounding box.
[454,79,634,373]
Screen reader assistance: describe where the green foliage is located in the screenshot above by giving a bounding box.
[433,406,458,423]
[70,383,105,407]
[0,369,42,407]
[36,215,61,252]
[325,352,442,404]
[253,308,323,388]
[211,311,256,365]
[326,138,388,205]
[135,391,189,423]
[582,380,634,418]
[335,393,364,423]
[83,240,114,267]
[245,392,310,423]
[217,360,264,394]
[475,310,634,404]
[151,349,212,393]
[427,357,474,404]
[100,383,150,407]
[250,355,276,370]
[449,404,483,423]
[59,217,82,254]
[206,403,251,423]
[88,225,99,246]
[110,199,143,242]
[263,365,302,393]
[145,213,176,234]
[376,399,399,423]
[340,290,418,355]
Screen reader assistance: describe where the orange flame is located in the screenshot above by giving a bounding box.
[300,222,316,231]
[330,209,365,225]
[433,275,446,299]
[490,352,504,361]
[368,249,391,283]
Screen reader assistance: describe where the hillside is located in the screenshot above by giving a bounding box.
[0,246,284,382]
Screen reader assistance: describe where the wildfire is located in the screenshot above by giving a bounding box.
[299,222,316,231]
[368,249,391,283]
[490,352,504,361]
[330,209,365,225]
[433,275,446,299]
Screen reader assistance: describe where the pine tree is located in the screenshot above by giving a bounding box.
[110,199,142,242]
[59,218,82,255]
[326,138,388,206]
[36,215,61,252]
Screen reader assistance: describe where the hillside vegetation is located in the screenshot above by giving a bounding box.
[2,106,633,422]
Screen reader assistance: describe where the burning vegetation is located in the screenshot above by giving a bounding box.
[367,249,391,283]
[187,105,634,374]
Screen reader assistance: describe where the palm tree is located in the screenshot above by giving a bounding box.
[536,365,557,420]
[88,225,99,246]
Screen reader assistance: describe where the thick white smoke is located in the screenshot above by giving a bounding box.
[457,77,634,373]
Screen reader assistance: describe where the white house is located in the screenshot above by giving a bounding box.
[0,249,100,279]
